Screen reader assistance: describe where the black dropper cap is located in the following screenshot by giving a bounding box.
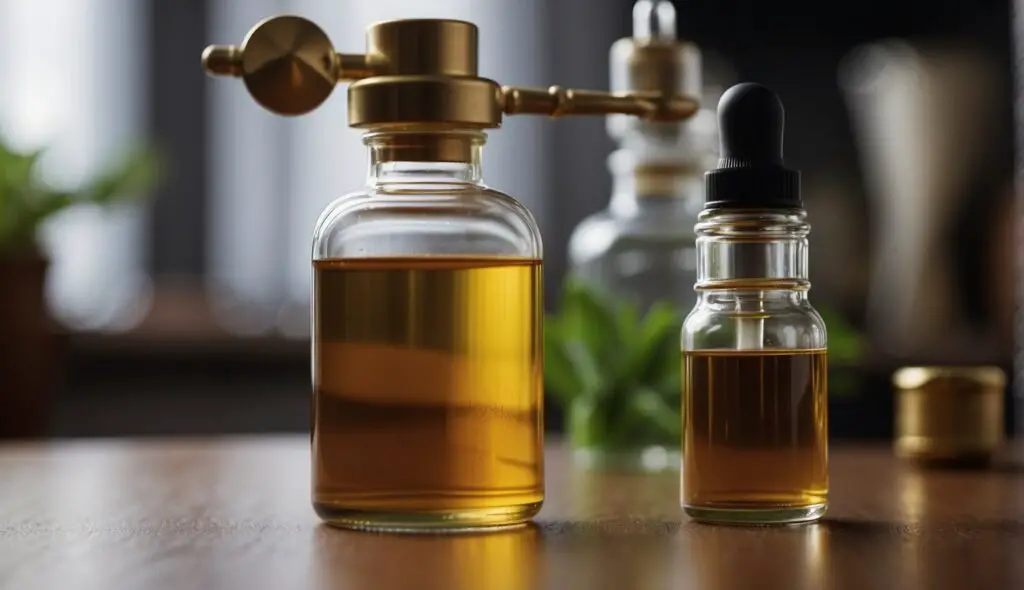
[704,83,801,209]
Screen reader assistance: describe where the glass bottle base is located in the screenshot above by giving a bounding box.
[313,501,543,534]
[683,502,827,526]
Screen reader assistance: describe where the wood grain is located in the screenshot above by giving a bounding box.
[1,438,1023,590]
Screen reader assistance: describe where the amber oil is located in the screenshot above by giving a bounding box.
[312,256,544,531]
[683,348,828,524]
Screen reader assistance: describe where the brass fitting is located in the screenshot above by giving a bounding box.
[607,0,703,142]
[611,0,701,104]
[201,15,699,126]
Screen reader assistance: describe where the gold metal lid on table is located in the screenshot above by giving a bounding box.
[201,15,700,127]
[892,366,1006,465]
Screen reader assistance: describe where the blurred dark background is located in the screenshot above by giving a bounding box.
[0,0,1015,439]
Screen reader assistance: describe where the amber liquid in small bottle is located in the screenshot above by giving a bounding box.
[312,256,544,530]
[683,348,828,523]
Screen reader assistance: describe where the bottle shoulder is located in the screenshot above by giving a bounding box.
[313,185,542,260]
[683,295,826,323]
[682,295,827,351]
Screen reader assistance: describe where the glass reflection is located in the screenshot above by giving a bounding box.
[896,463,1020,589]
[684,523,828,589]
[543,522,676,590]
[313,525,539,590]
[898,467,928,525]
[568,455,680,522]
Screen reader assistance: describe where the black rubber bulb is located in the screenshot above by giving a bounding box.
[704,82,801,210]
[718,83,784,167]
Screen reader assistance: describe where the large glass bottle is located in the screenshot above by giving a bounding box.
[681,83,828,525]
[310,129,545,530]
[202,15,698,531]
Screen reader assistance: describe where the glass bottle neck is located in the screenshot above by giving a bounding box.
[365,130,484,186]
[609,172,704,216]
[606,148,704,217]
[694,209,810,290]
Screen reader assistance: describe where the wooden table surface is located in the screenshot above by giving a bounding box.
[1,437,1023,590]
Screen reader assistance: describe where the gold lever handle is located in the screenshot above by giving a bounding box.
[502,86,698,122]
[202,15,699,123]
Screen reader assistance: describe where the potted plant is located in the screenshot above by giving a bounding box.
[0,138,160,438]
[544,278,863,471]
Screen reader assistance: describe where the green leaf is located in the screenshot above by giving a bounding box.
[613,297,642,351]
[0,147,46,248]
[626,302,681,384]
[0,137,162,250]
[630,387,681,439]
[0,147,45,190]
[84,144,163,205]
[818,307,863,365]
[568,396,609,447]
[543,317,583,404]
[603,385,680,447]
[828,366,861,398]
[18,192,75,239]
[563,340,605,398]
[653,342,682,399]
[558,277,621,368]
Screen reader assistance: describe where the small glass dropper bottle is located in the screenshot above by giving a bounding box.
[681,83,828,525]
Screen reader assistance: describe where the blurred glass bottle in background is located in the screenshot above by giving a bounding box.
[568,0,716,314]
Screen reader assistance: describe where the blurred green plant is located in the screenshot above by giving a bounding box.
[544,279,865,450]
[544,279,683,450]
[817,306,864,397]
[0,137,162,255]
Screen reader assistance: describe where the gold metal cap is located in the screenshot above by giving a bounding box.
[610,1,701,98]
[349,19,501,128]
[608,1,702,141]
[202,15,699,127]
[893,366,1006,466]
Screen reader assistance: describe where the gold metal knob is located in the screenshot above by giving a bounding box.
[202,15,340,116]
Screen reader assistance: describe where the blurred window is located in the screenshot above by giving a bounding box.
[0,0,550,339]
[0,0,149,331]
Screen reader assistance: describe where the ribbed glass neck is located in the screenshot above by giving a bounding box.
[365,131,484,186]
[694,209,810,289]
[606,147,704,216]
[609,172,703,217]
